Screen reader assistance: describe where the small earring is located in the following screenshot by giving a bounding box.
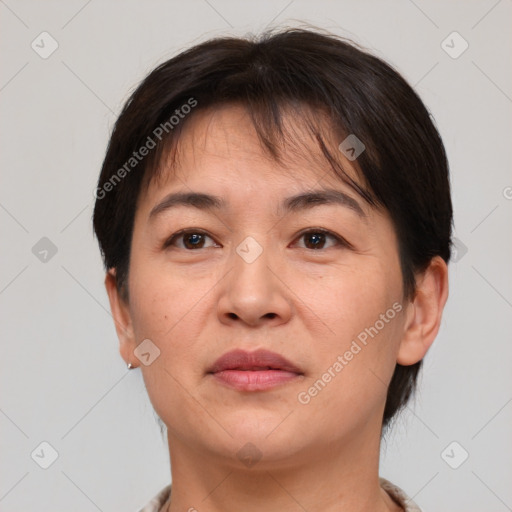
[127,362,134,370]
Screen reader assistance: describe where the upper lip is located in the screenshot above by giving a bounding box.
[208,349,303,374]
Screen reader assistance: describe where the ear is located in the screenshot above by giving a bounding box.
[104,268,137,367]
[397,256,449,365]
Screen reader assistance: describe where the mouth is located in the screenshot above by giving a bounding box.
[207,349,304,391]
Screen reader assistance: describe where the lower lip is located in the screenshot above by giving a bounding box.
[211,369,301,391]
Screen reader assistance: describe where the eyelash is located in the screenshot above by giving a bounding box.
[163,228,352,251]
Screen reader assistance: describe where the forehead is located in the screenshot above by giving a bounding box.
[140,103,368,213]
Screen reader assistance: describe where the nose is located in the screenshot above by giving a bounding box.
[216,239,292,328]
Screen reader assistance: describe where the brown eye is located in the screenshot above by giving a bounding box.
[164,230,217,250]
[294,229,348,250]
[303,232,329,250]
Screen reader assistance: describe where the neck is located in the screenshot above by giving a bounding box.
[163,424,401,512]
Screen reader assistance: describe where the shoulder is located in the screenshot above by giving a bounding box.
[137,484,172,512]
[140,480,422,512]
[379,477,423,512]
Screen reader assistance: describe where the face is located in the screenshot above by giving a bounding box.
[117,104,411,467]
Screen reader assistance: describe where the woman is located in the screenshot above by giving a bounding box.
[93,27,451,512]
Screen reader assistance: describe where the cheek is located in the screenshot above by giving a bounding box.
[293,257,401,341]
[127,268,210,422]
[127,260,217,380]
[128,256,200,336]
[335,263,403,370]
[294,259,403,408]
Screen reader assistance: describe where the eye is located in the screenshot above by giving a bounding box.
[163,228,351,251]
[164,229,219,250]
[293,228,350,250]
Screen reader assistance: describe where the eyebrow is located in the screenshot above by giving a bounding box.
[148,188,367,221]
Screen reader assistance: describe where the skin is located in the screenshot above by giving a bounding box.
[105,104,449,512]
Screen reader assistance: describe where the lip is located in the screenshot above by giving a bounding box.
[208,349,303,391]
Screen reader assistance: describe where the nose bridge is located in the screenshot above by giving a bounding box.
[235,234,267,267]
[217,232,291,326]
[231,232,274,297]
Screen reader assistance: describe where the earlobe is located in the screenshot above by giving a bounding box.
[104,269,136,364]
[397,256,449,366]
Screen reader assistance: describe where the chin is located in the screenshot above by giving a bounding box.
[218,411,307,458]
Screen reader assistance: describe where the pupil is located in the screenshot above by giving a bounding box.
[307,233,325,249]
[186,234,203,248]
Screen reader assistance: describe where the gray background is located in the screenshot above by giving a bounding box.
[1,1,511,510]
